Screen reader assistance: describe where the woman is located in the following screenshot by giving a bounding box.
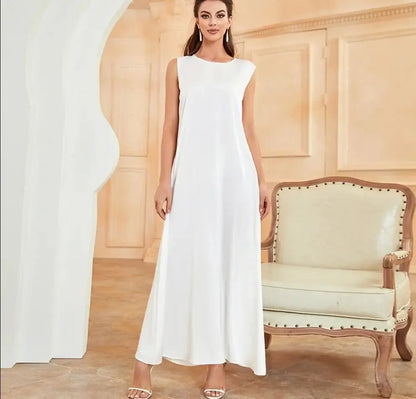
[127,1,270,398]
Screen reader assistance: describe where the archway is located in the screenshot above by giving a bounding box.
[1,0,130,368]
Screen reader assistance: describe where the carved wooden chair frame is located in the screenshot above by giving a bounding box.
[261,176,415,398]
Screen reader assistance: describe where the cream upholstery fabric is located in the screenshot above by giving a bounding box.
[262,262,411,320]
[273,183,406,271]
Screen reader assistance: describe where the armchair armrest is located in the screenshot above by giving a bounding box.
[383,250,411,271]
[386,250,410,261]
[382,250,411,318]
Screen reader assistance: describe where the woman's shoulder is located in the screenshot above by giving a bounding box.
[237,57,256,67]
[176,55,191,62]
[235,58,256,75]
[174,55,191,69]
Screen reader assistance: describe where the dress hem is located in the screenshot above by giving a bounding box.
[135,353,267,376]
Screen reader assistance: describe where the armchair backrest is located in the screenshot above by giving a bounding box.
[270,177,414,271]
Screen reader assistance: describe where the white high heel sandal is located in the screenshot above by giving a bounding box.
[203,362,226,399]
[127,365,153,399]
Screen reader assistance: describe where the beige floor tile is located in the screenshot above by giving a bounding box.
[1,259,415,399]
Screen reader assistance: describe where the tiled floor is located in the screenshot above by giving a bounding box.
[2,259,416,398]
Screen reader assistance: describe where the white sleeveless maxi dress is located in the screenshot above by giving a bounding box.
[135,54,266,376]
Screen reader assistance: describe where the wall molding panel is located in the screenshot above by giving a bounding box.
[111,62,152,158]
[106,167,147,248]
[326,18,416,184]
[242,29,326,183]
[251,44,311,158]
[336,28,416,172]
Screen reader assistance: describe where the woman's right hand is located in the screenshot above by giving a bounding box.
[154,181,172,220]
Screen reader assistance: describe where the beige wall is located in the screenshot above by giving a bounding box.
[234,0,415,28]
[96,9,159,259]
[96,1,416,272]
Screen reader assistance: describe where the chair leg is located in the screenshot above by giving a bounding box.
[395,307,413,361]
[373,334,394,398]
[264,332,272,349]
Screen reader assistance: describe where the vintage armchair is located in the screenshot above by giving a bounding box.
[261,176,414,398]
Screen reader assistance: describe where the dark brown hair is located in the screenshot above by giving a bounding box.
[183,0,235,56]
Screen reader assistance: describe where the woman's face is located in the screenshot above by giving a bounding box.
[196,1,231,43]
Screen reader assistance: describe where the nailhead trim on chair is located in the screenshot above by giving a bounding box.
[264,320,396,331]
[390,251,409,260]
[264,306,411,332]
[272,181,408,262]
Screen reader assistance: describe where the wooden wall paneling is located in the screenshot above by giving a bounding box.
[326,13,416,271]
[111,63,151,157]
[106,166,147,249]
[96,9,158,259]
[326,14,416,182]
[242,29,327,184]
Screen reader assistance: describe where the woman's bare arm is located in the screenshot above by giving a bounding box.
[242,70,270,219]
[154,58,179,219]
[242,71,266,186]
[158,58,180,185]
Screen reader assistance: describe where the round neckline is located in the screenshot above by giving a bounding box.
[192,54,237,64]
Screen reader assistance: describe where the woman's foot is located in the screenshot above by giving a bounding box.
[203,363,226,398]
[127,360,153,399]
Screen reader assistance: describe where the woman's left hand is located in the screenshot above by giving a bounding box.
[259,183,270,220]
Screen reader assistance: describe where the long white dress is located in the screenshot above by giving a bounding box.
[135,54,266,376]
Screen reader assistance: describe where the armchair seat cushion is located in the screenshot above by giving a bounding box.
[262,262,410,321]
